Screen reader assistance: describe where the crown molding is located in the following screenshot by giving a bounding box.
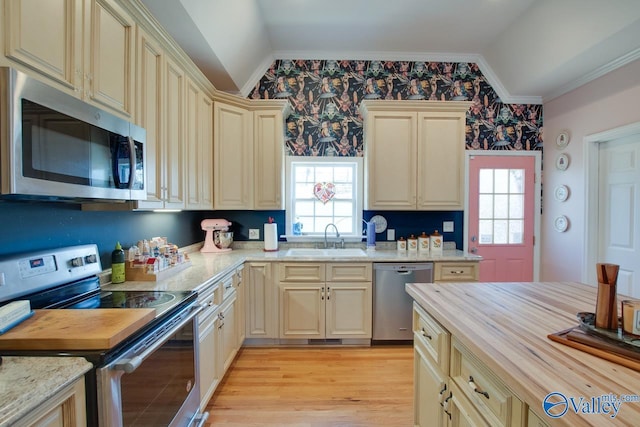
[474,56,542,105]
[543,47,640,103]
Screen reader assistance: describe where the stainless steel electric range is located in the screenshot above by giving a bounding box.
[0,244,208,427]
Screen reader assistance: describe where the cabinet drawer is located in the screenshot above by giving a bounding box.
[527,409,549,427]
[279,263,325,282]
[450,337,525,427]
[413,302,450,375]
[434,262,478,281]
[326,263,372,282]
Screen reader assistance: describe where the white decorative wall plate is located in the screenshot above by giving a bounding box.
[556,153,570,171]
[554,185,569,202]
[370,215,388,233]
[554,215,569,232]
[556,130,570,149]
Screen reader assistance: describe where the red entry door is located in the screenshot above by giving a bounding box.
[468,155,536,281]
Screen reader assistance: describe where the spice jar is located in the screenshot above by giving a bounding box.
[407,235,418,252]
[397,237,407,251]
[418,232,430,252]
[430,230,443,254]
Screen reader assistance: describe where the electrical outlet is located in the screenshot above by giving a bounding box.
[249,229,260,239]
[443,221,454,232]
[387,229,395,241]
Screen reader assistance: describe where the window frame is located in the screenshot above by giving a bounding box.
[285,156,363,241]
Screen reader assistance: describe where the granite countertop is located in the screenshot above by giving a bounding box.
[406,281,640,426]
[0,356,92,426]
[102,247,480,293]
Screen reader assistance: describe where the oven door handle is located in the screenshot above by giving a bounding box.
[112,304,203,374]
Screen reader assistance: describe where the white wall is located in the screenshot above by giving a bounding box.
[541,59,640,281]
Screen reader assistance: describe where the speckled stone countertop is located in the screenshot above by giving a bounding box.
[102,246,480,293]
[0,356,91,426]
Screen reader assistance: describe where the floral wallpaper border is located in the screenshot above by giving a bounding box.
[249,60,543,156]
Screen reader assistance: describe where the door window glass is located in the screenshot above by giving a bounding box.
[478,168,525,244]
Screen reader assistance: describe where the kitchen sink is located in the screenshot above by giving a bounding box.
[284,248,368,258]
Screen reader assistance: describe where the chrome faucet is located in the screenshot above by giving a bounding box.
[324,223,340,249]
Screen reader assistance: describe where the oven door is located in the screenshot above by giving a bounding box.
[97,303,205,427]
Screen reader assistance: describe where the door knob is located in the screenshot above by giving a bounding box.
[471,235,477,242]
[470,248,477,253]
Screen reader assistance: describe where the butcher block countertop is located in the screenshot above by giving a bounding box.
[0,308,156,350]
[406,281,640,426]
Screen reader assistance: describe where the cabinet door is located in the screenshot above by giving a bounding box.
[198,310,219,410]
[185,77,201,209]
[246,262,277,338]
[134,27,164,208]
[414,344,448,427]
[325,282,371,338]
[220,296,237,374]
[199,93,214,209]
[85,0,134,117]
[214,102,253,209]
[253,109,284,209]
[4,0,83,91]
[16,378,87,426]
[234,266,246,346]
[163,56,186,209]
[417,111,466,210]
[365,112,417,209]
[279,284,325,338]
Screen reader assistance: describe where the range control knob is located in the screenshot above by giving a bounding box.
[84,254,98,264]
[70,257,84,267]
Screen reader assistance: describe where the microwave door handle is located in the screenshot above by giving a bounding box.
[127,136,136,189]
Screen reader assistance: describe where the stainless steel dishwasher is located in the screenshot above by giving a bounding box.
[373,263,434,342]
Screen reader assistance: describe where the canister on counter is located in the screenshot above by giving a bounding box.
[397,237,407,251]
[418,232,430,252]
[430,230,443,254]
[407,235,418,252]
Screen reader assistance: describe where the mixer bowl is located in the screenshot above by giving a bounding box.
[215,231,234,249]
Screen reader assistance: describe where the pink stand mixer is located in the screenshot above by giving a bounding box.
[201,219,233,253]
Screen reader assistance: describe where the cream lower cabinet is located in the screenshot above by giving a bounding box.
[198,282,221,410]
[245,262,278,339]
[279,263,372,340]
[234,265,246,345]
[359,100,470,211]
[4,0,135,118]
[434,262,479,282]
[413,302,526,427]
[218,289,237,374]
[15,377,86,426]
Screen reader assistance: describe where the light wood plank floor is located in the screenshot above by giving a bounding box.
[205,346,414,427]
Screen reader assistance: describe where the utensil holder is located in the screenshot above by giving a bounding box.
[595,263,620,330]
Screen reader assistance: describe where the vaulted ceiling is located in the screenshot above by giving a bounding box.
[141,0,640,104]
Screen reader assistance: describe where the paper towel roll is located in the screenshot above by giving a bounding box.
[264,223,278,251]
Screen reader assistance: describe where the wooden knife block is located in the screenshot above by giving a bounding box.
[595,263,620,330]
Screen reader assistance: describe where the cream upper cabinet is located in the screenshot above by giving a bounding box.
[360,100,470,211]
[253,108,284,209]
[185,77,213,210]
[213,97,289,210]
[84,0,135,117]
[5,0,134,118]
[162,55,186,209]
[213,101,253,209]
[3,0,83,91]
[134,27,164,208]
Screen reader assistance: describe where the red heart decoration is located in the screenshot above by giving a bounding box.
[314,182,336,204]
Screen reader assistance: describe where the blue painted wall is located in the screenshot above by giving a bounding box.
[0,204,462,268]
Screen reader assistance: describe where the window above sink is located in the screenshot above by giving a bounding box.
[284,248,368,258]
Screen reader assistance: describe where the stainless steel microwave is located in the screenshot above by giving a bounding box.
[0,67,146,201]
